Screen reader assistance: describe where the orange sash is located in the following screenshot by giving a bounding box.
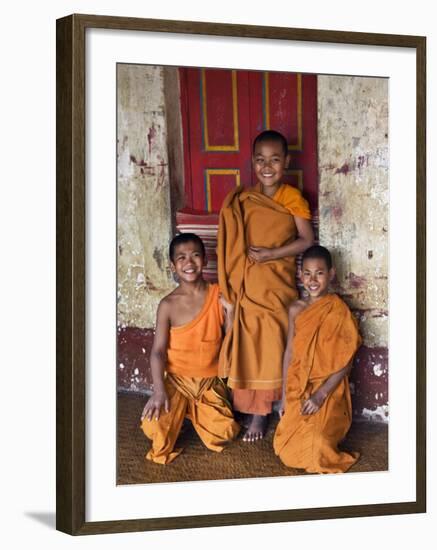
[167,284,224,378]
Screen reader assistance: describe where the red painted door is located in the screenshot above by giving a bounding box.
[179,68,318,213]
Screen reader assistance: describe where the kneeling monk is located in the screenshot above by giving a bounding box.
[273,245,361,473]
[141,233,239,464]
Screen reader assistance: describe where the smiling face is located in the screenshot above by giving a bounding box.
[300,257,335,302]
[170,240,206,283]
[252,139,290,196]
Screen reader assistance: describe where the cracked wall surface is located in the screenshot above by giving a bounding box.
[117,64,176,331]
[318,75,389,419]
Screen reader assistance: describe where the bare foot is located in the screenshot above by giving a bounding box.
[242,414,268,442]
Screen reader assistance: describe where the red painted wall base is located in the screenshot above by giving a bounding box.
[117,327,388,420]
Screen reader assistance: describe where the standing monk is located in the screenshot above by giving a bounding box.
[217,130,314,441]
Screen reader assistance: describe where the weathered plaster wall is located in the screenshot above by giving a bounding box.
[163,67,186,218]
[318,75,389,420]
[117,64,176,330]
[117,65,178,391]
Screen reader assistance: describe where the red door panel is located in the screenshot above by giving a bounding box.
[180,67,318,214]
[180,68,252,212]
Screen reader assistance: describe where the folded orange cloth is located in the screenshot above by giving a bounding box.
[167,283,224,378]
[273,293,362,473]
[272,183,312,219]
[232,388,282,415]
[217,184,310,399]
[142,374,240,464]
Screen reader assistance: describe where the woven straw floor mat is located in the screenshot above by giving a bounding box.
[117,392,388,485]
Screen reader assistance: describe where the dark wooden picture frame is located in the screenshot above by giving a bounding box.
[56,13,426,535]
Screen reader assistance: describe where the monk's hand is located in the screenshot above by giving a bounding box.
[248,246,273,263]
[301,391,326,415]
[277,397,286,417]
[141,390,170,422]
[219,293,234,315]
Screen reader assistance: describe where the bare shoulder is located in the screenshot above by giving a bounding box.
[157,289,181,314]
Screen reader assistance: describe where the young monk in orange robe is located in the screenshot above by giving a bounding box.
[217,130,314,441]
[141,233,239,464]
[273,245,362,473]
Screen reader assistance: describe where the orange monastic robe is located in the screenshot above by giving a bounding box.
[217,183,311,414]
[141,284,239,464]
[273,293,361,473]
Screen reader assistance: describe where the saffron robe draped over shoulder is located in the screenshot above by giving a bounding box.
[167,283,224,378]
[273,293,362,473]
[141,284,239,464]
[217,184,311,396]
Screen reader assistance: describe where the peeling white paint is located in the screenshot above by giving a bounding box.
[119,363,125,370]
[373,363,383,376]
[362,405,389,423]
[134,368,139,375]
[136,273,145,286]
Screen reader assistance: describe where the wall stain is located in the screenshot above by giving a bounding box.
[335,162,351,175]
[347,272,367,288]
[332,205,343,221]
[153,248,164,271]
[130,154,149,167]
[321,163,336,171]
[147,124,157,155]
[357,154,368,169]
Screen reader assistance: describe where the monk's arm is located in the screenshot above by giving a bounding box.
[141,301,171,421]
[278,304,301,416]
[219,293,234,333]
[301,363,352,415]
[248,217,314,262]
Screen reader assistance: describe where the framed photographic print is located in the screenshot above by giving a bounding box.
[56,14,426,535]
